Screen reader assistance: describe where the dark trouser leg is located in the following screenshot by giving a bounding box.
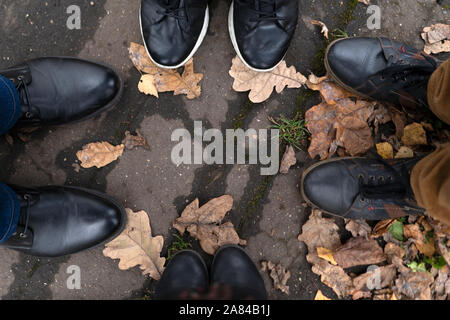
[0,74,22,135]
[0,183,20,244]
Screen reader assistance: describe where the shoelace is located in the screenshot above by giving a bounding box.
[379,54,437,106]
[247,0,286,22]
[156,1,187,21]
[358,151,413,203]
[15,75,39,119]
[19,194,31,239]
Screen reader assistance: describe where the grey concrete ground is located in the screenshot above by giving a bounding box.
[0,0,448,300]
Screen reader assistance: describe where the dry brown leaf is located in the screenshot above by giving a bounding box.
[358,0,370,5]
[229,56,306,103]
[376,142,394,159]
[395,146,414,159]
[352,265,397,300]
[173,196,246,255]
[401,123,427,146]
[307,253,354,298]
[384,242,406,262]
[403,224,436,257]
[297,209,341,252]
[393,268,434,300]
[261,261,291,295]
[311,20,329,39]
[371,219,396,238]
[129,42,203,99]
[345,219,372,238]
[421,24,450,54]
[314,290,332,300]
[306,78,375,159]
[122,130,148,150]
[76,142,124,169]
[333,237,386,269]
[279,145,296,174]
[103,208,165,280]
[138,74,158,97]
[317,247,338,265]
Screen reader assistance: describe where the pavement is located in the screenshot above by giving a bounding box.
[0,0,448,300]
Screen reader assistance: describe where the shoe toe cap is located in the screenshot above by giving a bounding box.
[326,37,385,87]
[302,161,359,216]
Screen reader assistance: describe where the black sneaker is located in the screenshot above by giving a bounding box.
[301,157,426,220]
[229,0,298,72]
[325,37,437,109]
[140,0,209,69]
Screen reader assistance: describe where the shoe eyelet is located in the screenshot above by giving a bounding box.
[19,233,27,239]
[369,176,375,182]
[360,197,366,203]
[25,112,33,119]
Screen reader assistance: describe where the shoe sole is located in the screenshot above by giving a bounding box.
[228,1,284,73]
[139,4,210,69]
[324,38,374,101]
[15,57,124,128]
[300,156,366,220]
[6,185,128,258]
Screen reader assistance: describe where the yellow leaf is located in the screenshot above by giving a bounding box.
[311,20,329,39]
[317,247,338,265]
[376,142,394,159]
[138,74,158,98]
[401,123,427,146]
[229,56,306,103]
[76,142,124,169]
[103,209,166,280]
[391,293,398,300]
[395,146,414,159]
[315,290,332,300]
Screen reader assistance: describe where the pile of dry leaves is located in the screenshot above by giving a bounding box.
[298,209,450,300]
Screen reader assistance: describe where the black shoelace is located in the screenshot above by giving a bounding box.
[15,75,39,119]
[358,151,413,203]
[379,54,437,106]
[18,194,32,239]
[246,0,286,22]
[156,0,187,21]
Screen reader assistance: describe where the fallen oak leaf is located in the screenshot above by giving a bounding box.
[317,247,338,265]
[421,24,450,55]
[138,74,159,97]
[129,42,203,99]
[261,261,291,295]
[103,208,166,280]
[76,142,124,169]
[351,265,397,300]
[333,237,386,269]
[401,123,427,146]
[279,145,296,174]
[122,130,148,150]
[297,209,341,252]
[311,20,329,39]
[173,196,246,255]
[345,219,372,238]
[229,56,306,103]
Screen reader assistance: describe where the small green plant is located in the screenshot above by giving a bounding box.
[408,254,447,273]
[167,234,191,261]
[269,112,309,150]
[388,220,405,242]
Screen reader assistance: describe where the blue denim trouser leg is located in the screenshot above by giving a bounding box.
[0,183,20,244]
[0,74,22,135]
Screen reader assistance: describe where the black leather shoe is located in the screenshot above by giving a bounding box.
[155,250,209,300]
[229,0,298,72]
[140,0,209,69]
[0,185,126,257]
[301,157,426,220]
[0,57,122,127]
[211,245,267,300]
[325,37,437,109]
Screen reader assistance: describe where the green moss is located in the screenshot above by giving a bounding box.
[167,234,192,261]
[232,100,254,130]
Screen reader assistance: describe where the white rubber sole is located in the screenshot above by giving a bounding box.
[139,4,210,69]
[228,1,284,73]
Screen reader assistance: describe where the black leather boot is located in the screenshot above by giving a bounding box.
[0,185,126,257]
[155,250,209,300]
[301,157,426,220]
[325,37,437,109]
[0,57,122,127]
[140,0,209,69]
[211,245,267,300]
[229,0,298,72]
